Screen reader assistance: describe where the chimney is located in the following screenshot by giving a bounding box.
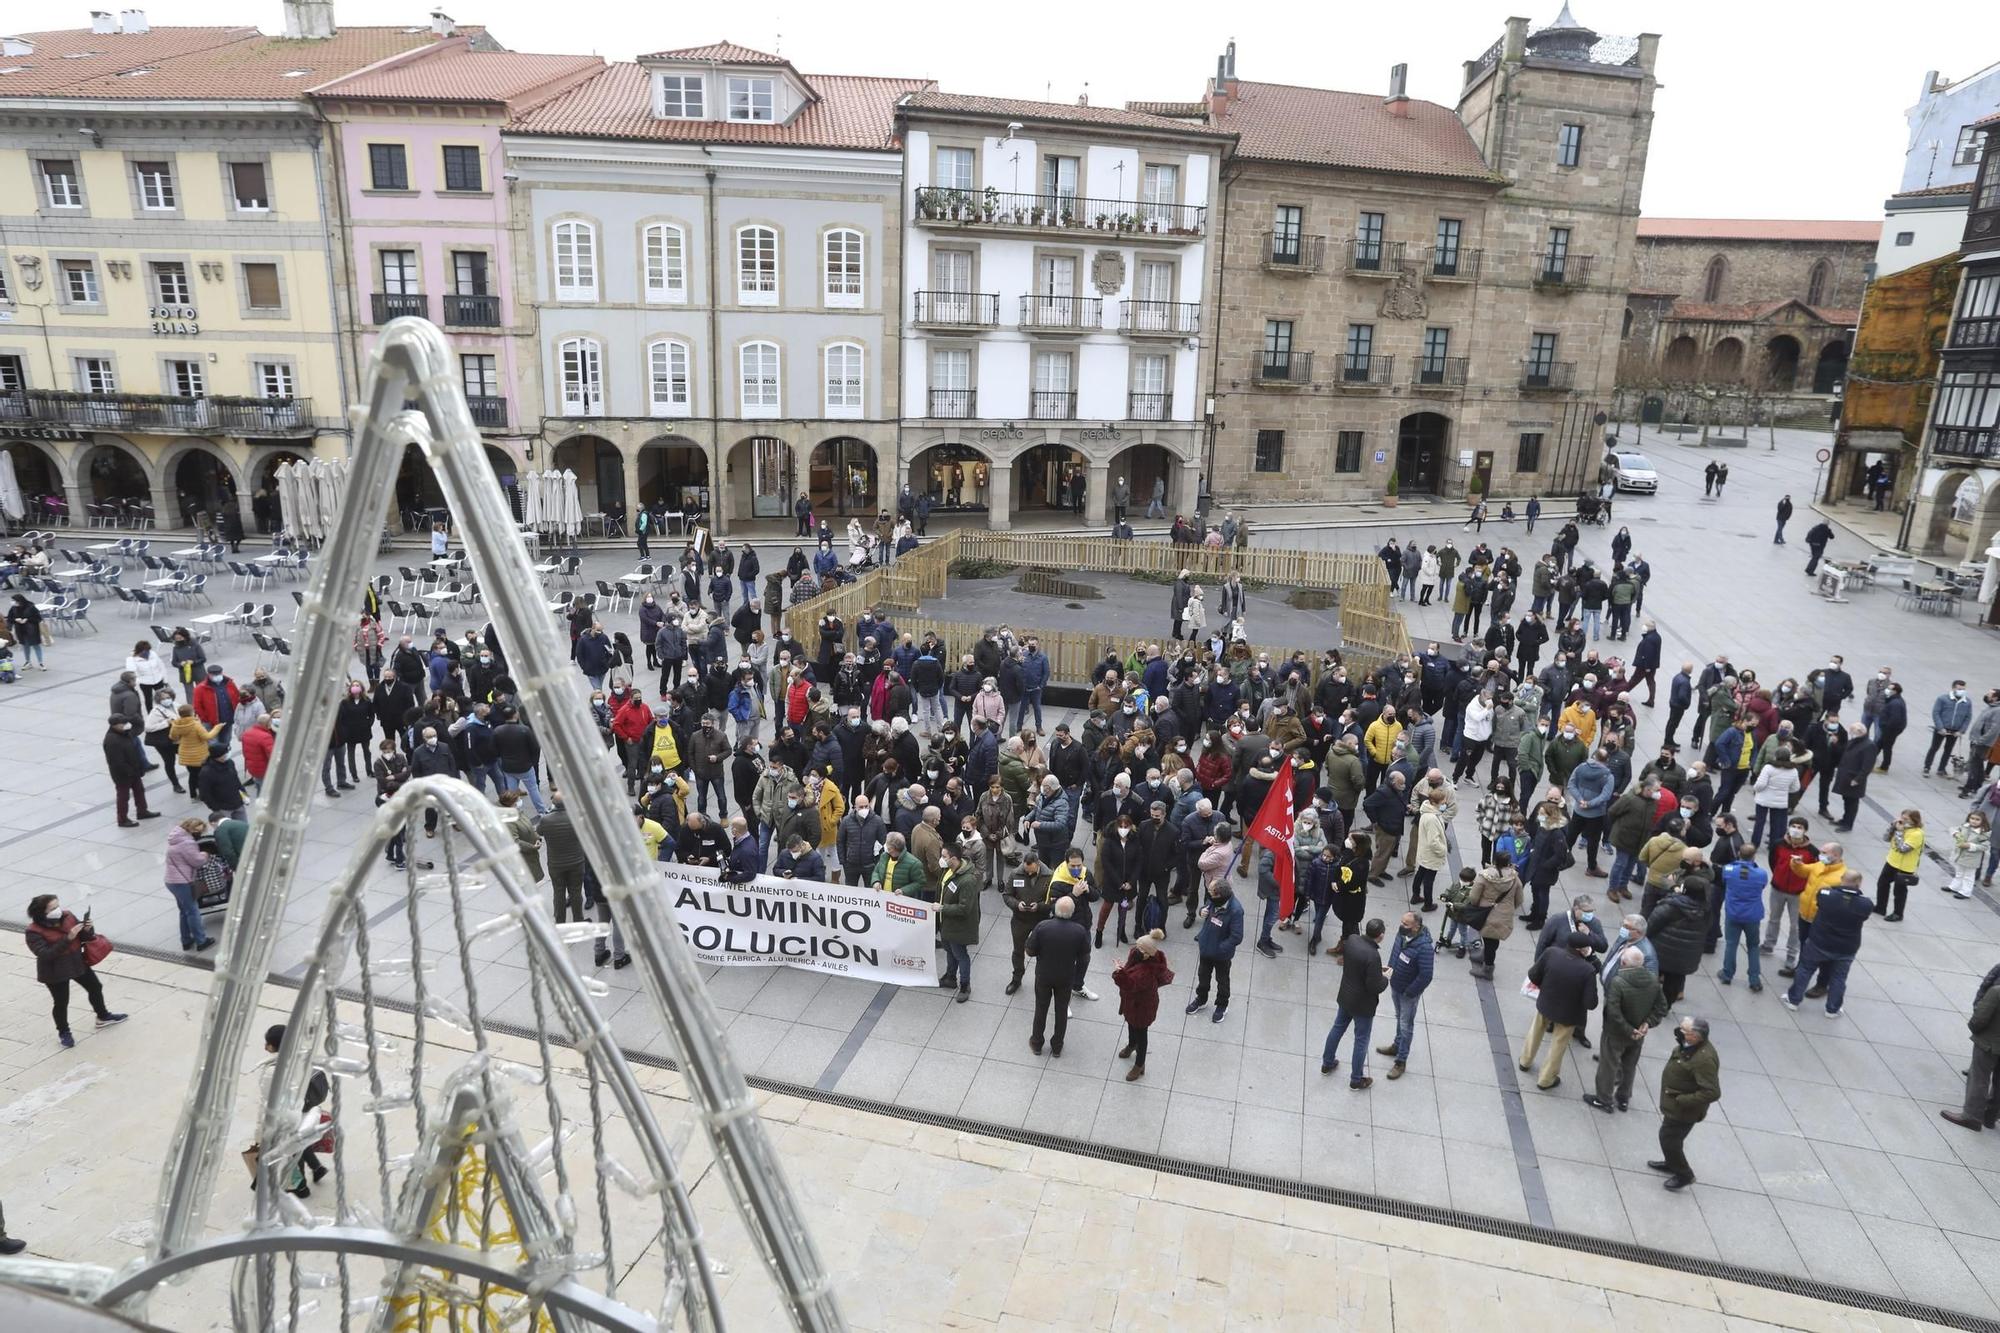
[281,0,336,39]
[1385,62,1409,116]
[429,9,454,36]
[119,9,148,33]
[1207,41,1239,121]
[90,11,116,35]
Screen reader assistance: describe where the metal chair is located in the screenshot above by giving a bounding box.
[255,602,277,630]
[184,572,212,607]
[384,598,411,636]
[408,600,434,640]
[611,581,635,615]
[395,565,421,598]
[67,597,95,633]
[151,622,174,646]
[221,600,256,636]
[249,631,278,673]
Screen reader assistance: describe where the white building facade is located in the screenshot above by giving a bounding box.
[895,94,1230,528]
[1877,61,2000,278]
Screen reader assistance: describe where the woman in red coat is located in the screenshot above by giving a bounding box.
[1113,929,1174,1082]
[24,893,125,1048]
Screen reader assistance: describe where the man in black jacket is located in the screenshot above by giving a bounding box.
[1025,896,1091,1056]
[1804,520,1834,574]
[391,636,428,702]
[373,672,417,752]
[1784,867,1871,1016]
[1319,917,1388,1088]
[1520,930,1601,1089]
[678,810,728,867]
[1830,722,1876,832]
[104,717,159,827]
[491,708,547,814]
[409,724,457,834]
[536,795,587,923]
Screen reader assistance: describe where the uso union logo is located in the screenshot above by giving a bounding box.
[890,952,930,971]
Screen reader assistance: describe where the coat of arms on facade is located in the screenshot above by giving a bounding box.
[1380,266,1428,320]
[1092,250,1126,296]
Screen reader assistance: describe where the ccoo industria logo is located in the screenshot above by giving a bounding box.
[884,900,929,923]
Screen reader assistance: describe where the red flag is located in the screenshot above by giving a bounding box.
[1248,756,1297,918]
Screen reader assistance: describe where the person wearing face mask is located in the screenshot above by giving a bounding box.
[1958,690,2000,796]
[25,893,127,1049]
[104,713,160,827]
[1927,681,1974,779]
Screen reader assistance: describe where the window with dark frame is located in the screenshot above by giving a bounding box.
[243,262,282,310]
[367,143,409,191]
[1271,204,1303,262]
[1895,231,1915,246]
[1516,432,1544,472]
[1557,123,1583,168]
[1344,323,1374,379]
[441,145,483,192]
[1433,217,1461,274]
[230,160,269,210]
[1355,211,1384,268]
[1261,319,1294,378]
[1334,430,1363,473]
[1254,429,1284,472]
[0,354,25,393]
[461,353,498,398]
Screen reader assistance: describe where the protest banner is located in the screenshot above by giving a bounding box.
[660,864,938,985]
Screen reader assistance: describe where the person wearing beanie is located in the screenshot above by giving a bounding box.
[1112,929,1174,1080]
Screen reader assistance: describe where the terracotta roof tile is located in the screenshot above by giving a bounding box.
[1636,218,1880,242]
[1667,298,1859,324]
[1124,99,1206,118]
[315,51,603,106]
[511,63,933,150]
[639,41,787,65]
[0,24,471,100]
[1210,80,1495,181]
[1888,183,1974,200]
[902,90,1231,139]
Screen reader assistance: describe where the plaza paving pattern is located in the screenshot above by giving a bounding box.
[5,426,2000,1319]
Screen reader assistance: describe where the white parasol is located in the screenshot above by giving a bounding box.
[0,449,24,522]
[523,467,544,531]
[557,468,582,538]
[274,461,302,539]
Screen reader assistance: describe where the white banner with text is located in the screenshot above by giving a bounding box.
[660,867,938,985]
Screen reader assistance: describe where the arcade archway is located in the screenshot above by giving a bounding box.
[1017,444,1085,513]
[808,438,878,516]
[1396,412,1450,495]
[910,443,990,512]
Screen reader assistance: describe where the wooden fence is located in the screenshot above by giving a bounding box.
[889,617,1323,694]
[955,532,1386,592]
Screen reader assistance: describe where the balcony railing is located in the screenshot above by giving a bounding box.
[1535,254,1594,289]
[372,292,429,324]
[1934,425,2000,459]
[0,388,314,435]
[1949,316,2000,349]
[928,388,975,419]
[1413,356,1469,388]
[444,293,501,327]
[1119,300,1201,336]
[1128,391,1171,421]
[1030,390,1077,420]
[1426,247,1481,281]
[1262,232,1326,273]
[913,186,1205,238]
[913,290,1000,327]
[1345,238,1407,275]
[466,395,508,429]
[1254,351,1314,385]
[1520,360,1577,391]
[1018,294,1103,332]
[1338,353,1394,387]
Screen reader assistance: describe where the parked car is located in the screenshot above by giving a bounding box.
[1611,452,1659,493]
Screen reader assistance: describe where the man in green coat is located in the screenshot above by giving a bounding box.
[1604,778,1661,905]
[1544,728,1588,796]
[870,830,928,899]
[1323,736,1365,828]
[935,841,984,1002]
[1515,726,1547,811]
[1649,1015,1721,1189]
[1585,945,1668,1112]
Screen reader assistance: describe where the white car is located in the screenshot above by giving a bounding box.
[1611,452,1659,493]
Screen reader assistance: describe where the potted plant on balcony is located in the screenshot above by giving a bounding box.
[1383,469,1400,508]
[1094,212,1109,230]
[916,188,940,220]
[1115,212,1136,233]
[981,185,999,222]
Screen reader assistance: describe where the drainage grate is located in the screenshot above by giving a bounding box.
[66,934,2000,1333]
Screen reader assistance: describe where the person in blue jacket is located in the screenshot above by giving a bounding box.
[574,621,615,690]
[1017,639,1051,732]
[1925,680,1973,778]
[1563,748,1616,877]
[1716,857,1768,990]
[1184,877,1243,1024]
[1380,909,1435,1077]
[722,814,763,883]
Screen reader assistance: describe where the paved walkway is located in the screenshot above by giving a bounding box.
[5,424,2000,1321]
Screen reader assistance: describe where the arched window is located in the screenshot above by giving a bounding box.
[647,339,691,416]
[1807,259,1831,307]
[739,340,780,417]
[557,336,602,415]
[551,220,597,301]
[642,223,686,303]
[736,225,777,305]
[824,341,863,418]
[823,228,863,308]
[1702,254,1725,302]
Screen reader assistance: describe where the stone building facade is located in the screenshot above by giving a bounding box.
[1830,252,1961,510]
[1196,12,1657,504]
[1616,219,1876,405]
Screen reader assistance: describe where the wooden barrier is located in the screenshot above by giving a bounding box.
[891,617,1323,693]
[955,532,1386,593]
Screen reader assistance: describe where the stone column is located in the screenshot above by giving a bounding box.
[1085,462,1111,528]
[709,434,729,541]
[987,463,1013,531]
[1171,451,1202,518]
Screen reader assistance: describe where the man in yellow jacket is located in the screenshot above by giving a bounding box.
[1786,840,1846,988]
[1364,713,1403,790]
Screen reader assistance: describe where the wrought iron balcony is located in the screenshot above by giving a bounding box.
[1018,294,1103,332]
[1535,254,1594,289]
[372,292,429,324]
[1337,353,1394,387]
[1262,232,1325,273]
[1029,390,1077,420]
[1344,238,1407,275]
[928,388,975,419]
[1426,247,1481,281]
[466,395,508,429]
[1253,351,1313,385]
[1412,356,1469,388]
[444,293,501,327]
[0,388,314,435]
[1119,300,1200,337]
[1128,391,1170,421]
[1949,316,2000,350]
[1933,425,2000,459]
[1520,360,1577,391]
[913,187,1205,239]
[913,290,1000,328]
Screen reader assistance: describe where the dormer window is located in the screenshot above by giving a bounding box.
[659,74,704,120]
[727,76,775,122]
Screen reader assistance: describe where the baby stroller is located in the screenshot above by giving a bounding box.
[1576,493,1611,526]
